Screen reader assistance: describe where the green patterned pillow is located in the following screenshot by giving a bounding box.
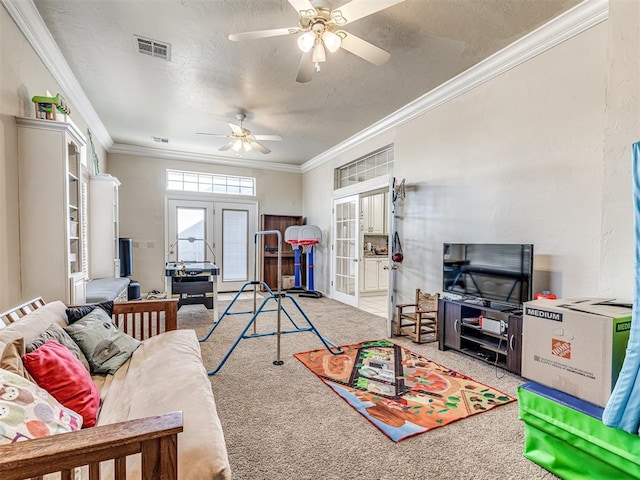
[64,308,140,375]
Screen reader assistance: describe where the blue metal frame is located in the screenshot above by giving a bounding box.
[199,280,343,375]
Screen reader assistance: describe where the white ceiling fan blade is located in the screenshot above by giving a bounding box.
[250,141,271,154]
[253,134,283,142]
[228,123,243,134]
[219,140,234,151]
[331,0,405,25]
[229,27,300,42]
[196,133,230,137]
[339,32,391,66]
[287,0,317,18]
[296,51,313,83]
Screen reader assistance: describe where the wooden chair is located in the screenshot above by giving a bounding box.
[396,289,439,343]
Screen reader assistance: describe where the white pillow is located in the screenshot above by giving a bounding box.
[0,367,82,444]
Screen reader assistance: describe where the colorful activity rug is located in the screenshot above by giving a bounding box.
[294,339,516,442]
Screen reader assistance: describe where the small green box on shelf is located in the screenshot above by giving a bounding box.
[32,93,71,120]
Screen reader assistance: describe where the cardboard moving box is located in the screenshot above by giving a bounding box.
[521,298,632,407]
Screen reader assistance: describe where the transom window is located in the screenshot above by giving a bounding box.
[334,145,394,189]
[167,169,256,196]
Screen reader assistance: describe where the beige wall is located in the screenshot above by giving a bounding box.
[0,5,107,310]
[599,0,640,298]
[302,10,639,306]
[107,153,302,293]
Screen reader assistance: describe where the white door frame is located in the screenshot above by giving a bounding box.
[332,194,361,307]
[166,195,258,292]
[331,175,395,333]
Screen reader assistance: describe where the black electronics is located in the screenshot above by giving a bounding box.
[119,237,133,277]
[442,243,534,310]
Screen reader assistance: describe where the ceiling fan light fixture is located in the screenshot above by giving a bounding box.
[322,30,341,53]
[312,41,326,63]
[297,31,315,52]
[232,139,243,152]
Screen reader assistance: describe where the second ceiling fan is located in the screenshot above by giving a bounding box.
[228,0,405,83]
[197,114,283,154]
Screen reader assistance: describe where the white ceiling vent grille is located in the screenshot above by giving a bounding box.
[135,36,171,61]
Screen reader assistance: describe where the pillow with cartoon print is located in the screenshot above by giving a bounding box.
[0,368,82,444]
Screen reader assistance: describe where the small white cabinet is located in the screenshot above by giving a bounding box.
[362,257,389,292]
[16,117,87,304]
[361,193,387,235]
[89,174,121,278]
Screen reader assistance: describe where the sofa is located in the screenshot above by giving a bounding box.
[0,297,231,480]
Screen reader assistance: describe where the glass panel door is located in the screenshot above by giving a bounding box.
[167,198,257,293]
[167,199,215,264]
[332,194,360,307]
[222,210,248,281]
[214,201,257,292]
[176,207,206,261]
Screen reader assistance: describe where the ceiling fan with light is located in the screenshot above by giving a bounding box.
[197,113,283,154]
[228,0,405,83]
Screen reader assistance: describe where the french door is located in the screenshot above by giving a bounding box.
[214,201,257,291]
[166,198,257,292]
[332,194,360,307]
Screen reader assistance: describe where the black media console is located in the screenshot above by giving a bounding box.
[438,297,523,375]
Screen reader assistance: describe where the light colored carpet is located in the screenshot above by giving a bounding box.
[178,296,559,480]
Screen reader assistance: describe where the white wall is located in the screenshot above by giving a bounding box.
[599,0,640,299]
[303,12,638,306]
[0,5,107,310]
[108,153,303,293]
[393,22,607,301]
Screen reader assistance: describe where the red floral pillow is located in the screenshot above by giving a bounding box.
[22,340,100,427]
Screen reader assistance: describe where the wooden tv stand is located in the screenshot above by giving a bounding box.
[438,298,523,375]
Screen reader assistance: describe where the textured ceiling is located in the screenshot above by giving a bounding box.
[33,0,581,166]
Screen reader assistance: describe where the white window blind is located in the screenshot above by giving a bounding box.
[222,209,248,282]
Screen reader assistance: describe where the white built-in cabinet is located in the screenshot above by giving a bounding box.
[16,117,87,304]
[362,257,389,292]
[89,174,121,278]
[361,192,387,234]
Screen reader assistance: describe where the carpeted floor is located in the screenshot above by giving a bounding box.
[178,296,559,480]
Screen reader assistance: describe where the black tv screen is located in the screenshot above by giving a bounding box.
[443,243,534,309]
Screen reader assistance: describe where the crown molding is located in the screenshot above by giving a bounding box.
[4,0,607,173]
[109,143,302,173]
[1,0,113,151]
[301,0,609,174]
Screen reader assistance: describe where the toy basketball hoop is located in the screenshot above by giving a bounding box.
[291,225,323,299]
[284,226,305,293]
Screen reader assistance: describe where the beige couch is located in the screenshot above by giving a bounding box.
[0,298,231,480]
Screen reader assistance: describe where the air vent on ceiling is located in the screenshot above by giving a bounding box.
[152,136,169,144]
[135,35,171,61]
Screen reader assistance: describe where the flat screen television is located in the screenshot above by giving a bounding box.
[442,243,534,310]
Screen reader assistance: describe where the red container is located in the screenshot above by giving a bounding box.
[534,291,557,300]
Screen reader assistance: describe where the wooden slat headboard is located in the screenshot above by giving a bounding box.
[0,297,46,329]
